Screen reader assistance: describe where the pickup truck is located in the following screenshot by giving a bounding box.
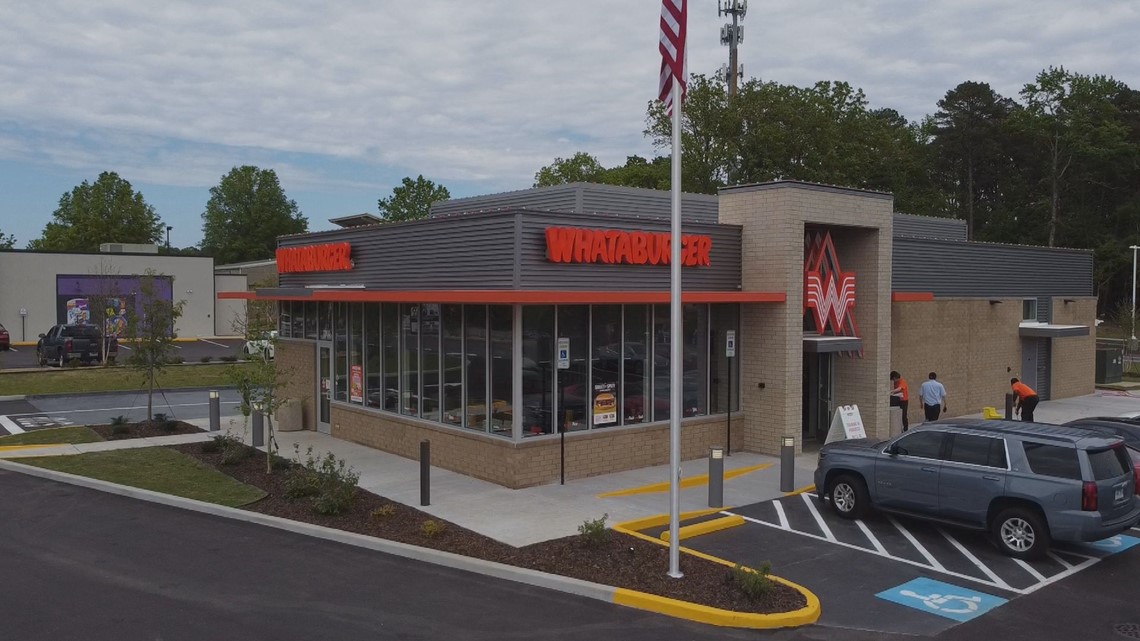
[36,324,118,366]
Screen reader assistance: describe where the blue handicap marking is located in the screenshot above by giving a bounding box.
[876,577,1007,623]
[1082,534,1140,554]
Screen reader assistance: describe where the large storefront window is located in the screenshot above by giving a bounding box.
[652,304,670,422]
[489,306,513,436]
[683,304,708,417]
[365,304,381,408]
[279,301,291,338]
[522,305,554,436]
[591,305,621,430]
[333,302,348,402]
[441,305,464,425]
[400,304,419,416]
[349,303,364,404]
[710,304,740,413]
[558,305,589,432]
[304,301,317,340]
[381,303,399,412]
[623,305,650,425]
[421,304,441,421]
[464,305,487,431]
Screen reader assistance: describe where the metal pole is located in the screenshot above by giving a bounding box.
[708,447,724,507]
[1131,245,1139,340]
[726,355,732,455]
[667,79,683,579]
[208,391,220,432]
[780,437,795,492]
[1005,393,1015,421]
[420,439,430,506]
[251,407,264,447]
[560,386,566,485]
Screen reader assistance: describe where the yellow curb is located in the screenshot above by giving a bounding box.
[617,507,726,533]
[596,463,772,498]
[0,444,67,452]
[611,519,820,628]
[783,483,816,497]
[660,514,745,542]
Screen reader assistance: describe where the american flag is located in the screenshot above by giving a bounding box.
[658,0,687,114]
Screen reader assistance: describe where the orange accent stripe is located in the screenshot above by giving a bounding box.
[218,290,786,304]
[891,292,934,302]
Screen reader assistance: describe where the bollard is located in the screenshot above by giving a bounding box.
[780,436,795,493]
[208,390,220,432]
[1004,393,1015,421]
[420,439,431,506]
[708,447,725,508]
[251,406,264,447]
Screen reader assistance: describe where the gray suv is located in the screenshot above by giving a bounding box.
[814,420,1140,559]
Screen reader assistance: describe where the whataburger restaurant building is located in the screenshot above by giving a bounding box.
[221,181,1096,489]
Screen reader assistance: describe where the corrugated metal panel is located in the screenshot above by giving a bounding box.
[430,183,718,223]
[892,237,1093,297]
[279,212,518,290]
[430,185,579,217]
[1037,339,1051,401]
[893,214,967,241]
[517,211,741,291]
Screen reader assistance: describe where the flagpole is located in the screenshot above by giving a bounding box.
[667,79,683,579]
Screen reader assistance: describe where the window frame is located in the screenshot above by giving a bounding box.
[1021,441,1083,480]
[884,430,948,461]
[943,433,1010,471]
[1022,298,1038,322]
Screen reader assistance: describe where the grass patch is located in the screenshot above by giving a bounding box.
[0,363,254,396]
[0,426,104,446]
[19,448,267,507]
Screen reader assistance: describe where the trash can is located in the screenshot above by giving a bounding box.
[1096,348,1123,384]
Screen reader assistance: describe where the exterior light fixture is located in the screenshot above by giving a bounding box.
[209,390,219,399]
[782,436,795,448]
[711,447,724,460]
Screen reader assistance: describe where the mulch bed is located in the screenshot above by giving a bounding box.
[171,441,807,615]
[90,420,204,440]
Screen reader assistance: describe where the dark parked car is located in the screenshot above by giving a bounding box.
[0,323,9,350]
[1064,418,1140,483]
[36,324,118,366]
[815,420,1140,559]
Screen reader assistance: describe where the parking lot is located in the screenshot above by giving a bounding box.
[0,338,244,369]
[680,491,1140,636]
[0,390,243,435]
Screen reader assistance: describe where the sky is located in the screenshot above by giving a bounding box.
[1,1,1137,250]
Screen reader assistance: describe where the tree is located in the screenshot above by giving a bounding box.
[125,271,185,421]
[0,229,14,249]
[201,166,307,264]
[29,172,163,252]
[84,259,126,366]
[227,297,290,473]
[533,152,607,187]
[377,175,450,223]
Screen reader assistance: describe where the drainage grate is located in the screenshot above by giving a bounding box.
[1116,623,1140,639]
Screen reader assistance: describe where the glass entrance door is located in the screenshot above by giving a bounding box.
[802,353,834,441]
[317,343,332,434]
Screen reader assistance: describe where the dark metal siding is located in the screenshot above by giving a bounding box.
[892,237,1093,297]
[430,186,579,217]
[1037,339,1051,401]
[430,183,719,223]
[893,214,967,241]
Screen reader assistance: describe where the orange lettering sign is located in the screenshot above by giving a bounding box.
[276,242,354,273]
[545,227,711,267]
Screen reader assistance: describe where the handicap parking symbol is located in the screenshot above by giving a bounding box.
[876,577,1007,622]
[1082,534,1140,554]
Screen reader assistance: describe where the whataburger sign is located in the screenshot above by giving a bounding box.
[544,227,712,266]
[277,242,353,274]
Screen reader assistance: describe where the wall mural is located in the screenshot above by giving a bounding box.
[55,275,173,336]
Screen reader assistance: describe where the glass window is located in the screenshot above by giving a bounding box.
[349,303,364,404]
[420,304,441,421]
[489,306,513,437]
[304,301,317,340]
[364,304,381,408]
[683,304,708,417]
[279,302,291,338]
[333,302,348,402]
[623,304,650,425]
[652,304,671,422]
[400,304,419,416]
[381,303,399,412]
[319,302,333,341]
[709,304,740,414]
[557,306,589,432]
[1088,447,1130,481]
[591,305,622,429]
[292,301,304,339]
[523,305,555,436]
[947,434,1006,468]
[1023,442,1081,480]
[441,305,464,426]
[464,305,488,431]
[1022,299,1038,322]
[893,431,946,459]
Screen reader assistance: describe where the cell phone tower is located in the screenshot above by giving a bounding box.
[718,0,746,97]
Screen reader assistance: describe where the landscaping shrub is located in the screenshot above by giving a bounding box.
[109,415,129,427]
[153,413,168,423]
[199,356,212,363]
[202,432,241,454]
[111,424,131,436]
[578,514,610,547]
[270,454,292,471]
[168,355,185,365]
[66,358,82,368]
[287,446,360,514]
[420,520,446,538]
[221,444,253,465]
[729,563,774,600]
[370,504,397,520]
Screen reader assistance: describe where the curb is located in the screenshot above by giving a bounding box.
[0,395,26,401]
[23,385,239,401]
[0,459,816,629]
[659,514,745,542]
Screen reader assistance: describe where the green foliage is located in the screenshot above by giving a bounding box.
[202,432,242,454]
[199,356,212,363]
[0,228,15,249]
[167,355,185,365]
[577,513,610,547]
[370,504,397,519]
[110,424,130,436]
[377,175,450,223]
[125,270,186,421]
[200,166,307,264]
[220,355,238,362]
[533,152,607,187]
[28,171,163,252]
[729,563,774,600]
[287,446,360,514]
[65,357,81,368]
[153,413,168,423]
[220,442,253,465]
[109,415,129,427]
[420,520,446,538]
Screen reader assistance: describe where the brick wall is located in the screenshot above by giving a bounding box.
[1050,297,1096,399]
[277,339,315,430]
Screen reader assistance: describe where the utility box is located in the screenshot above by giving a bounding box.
[1096,348,1123,384]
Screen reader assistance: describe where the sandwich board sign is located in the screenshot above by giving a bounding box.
[824,405,866,443]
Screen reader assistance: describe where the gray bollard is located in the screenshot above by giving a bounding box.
[708,447,725,507]
[780,436,795,493]
[208,390,220,432]
[1004,393,1015,420]
[420,439,431,506]
[252,406,264,447]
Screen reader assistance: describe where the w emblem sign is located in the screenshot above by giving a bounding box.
[804,232,859,338]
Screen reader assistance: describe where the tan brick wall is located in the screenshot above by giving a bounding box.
[1050,297,1096,399]
[277,339,315,430]
[892,298,1023,423]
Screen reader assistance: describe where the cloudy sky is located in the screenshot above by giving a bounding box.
[1,0,1137,249]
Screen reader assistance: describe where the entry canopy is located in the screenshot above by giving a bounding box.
[803,334,862,353]
[1018,322,1090,338]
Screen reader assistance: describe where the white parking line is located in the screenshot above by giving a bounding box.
[0,415,25,434]
[1047,551,1074,570]
[887,515,947,572]
[772,500,789,530]
[939,528,1013,591]
[200,339,228,348]
[1015,558,1048,583]
[117,344,131,351]
[801,493,837,542]
[856,519,889,556]
[7,347,16,352]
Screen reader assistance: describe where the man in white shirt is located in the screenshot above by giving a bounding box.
[918,372,947,422]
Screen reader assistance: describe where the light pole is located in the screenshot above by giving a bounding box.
[1126,242,1135,339]
[166,225,172,249]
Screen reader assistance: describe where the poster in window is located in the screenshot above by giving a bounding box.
[350,365,364,403]
[592,382,617,425]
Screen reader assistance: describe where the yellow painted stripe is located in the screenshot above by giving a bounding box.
[0,444,66,452]
[783,483,816,497]
[616,507,726,532]
[596,463,772,498]
[659,515,744,542]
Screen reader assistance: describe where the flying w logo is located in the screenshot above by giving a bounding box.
[804,231,859,340]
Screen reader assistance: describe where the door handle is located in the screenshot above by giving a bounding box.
[921,466,938,473]
[983,475,1001,481]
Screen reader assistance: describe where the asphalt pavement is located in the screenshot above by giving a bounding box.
[0,338,245,369]
[0,389,243,434]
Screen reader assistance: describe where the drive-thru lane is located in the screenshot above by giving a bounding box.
[0,389,242,435]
